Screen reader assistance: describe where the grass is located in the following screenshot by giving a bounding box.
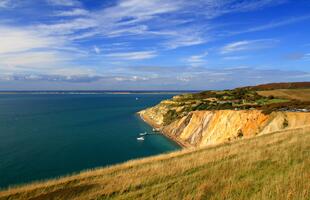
[258,89,310,101]
[1,128,309,200]
[255,98,290,105]
[157,88,310,125]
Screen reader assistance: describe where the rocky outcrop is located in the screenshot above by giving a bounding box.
[139,107,310,148]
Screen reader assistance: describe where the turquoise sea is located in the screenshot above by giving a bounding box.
[0,94,180,189]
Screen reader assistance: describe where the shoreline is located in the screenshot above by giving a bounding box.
[0,91,198,95]
[138,112,189,148]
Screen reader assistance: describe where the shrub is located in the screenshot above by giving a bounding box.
[163,110,179,125]
[283,119,289,128]
[237,130,243,138]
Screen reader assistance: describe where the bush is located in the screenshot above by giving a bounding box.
[163,110,179,125]
[283,119,289,128]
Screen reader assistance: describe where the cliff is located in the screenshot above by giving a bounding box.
[139,105,310,148]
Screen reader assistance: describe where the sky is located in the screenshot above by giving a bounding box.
[0,0,310,90]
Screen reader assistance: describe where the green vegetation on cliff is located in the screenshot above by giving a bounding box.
[1,128,309,200]
[154,86,310,126]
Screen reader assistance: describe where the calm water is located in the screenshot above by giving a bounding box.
[0,94,180,188]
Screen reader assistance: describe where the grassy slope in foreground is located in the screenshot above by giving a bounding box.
[1,128,309,200]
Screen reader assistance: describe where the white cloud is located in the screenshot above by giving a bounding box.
[93,46,101,54]
[49,67,95,76]
[0,0,298,89]
[20,0,287,51]
[0,50,89,81]
[0,26,62,54]
[40,0,284,47]
[98,0,181,24]
[0,51,66,67]
[222,41,253,54]
[47,0,80,7]
[114,75,149,82]
[36,18,97,37]
[106,51,157,60]
[54,8,89,16]
[183,0,287,19]
[165,33,206,49]
[221,39,278,54]
[0,26,89,78]
[223,56,248,60]
[304,53,310,60]
[0,0,11,8]
[229,15,310,35]
[186,51,209,66]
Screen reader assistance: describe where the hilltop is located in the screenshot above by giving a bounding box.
[139,82,310,147]
[242,82,310,90]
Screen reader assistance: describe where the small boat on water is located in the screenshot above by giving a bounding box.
[152,128,160,132]
[137,137,145,141]
[139,132,147,136]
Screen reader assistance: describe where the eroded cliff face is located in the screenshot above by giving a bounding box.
[139,107,310,148]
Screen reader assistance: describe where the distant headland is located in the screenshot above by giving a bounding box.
[0,90,200,95]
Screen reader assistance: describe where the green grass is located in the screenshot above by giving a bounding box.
[258,89,310,101]
[256,98,290,105]
[1,128,309,200]
[154,88,310,126]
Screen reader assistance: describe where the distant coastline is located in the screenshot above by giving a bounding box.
[0,90,200,95]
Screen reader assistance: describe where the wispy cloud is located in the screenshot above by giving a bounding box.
[186,51,209,66]
[303,53,310,60]
[54,8,89,17]
[36,18,97,37]
[221,39,278,54]
[0,25,87,78]
[228,15,310,35]
[105,51,157,60]
[0,26,63,54]
[47,0,81,7]
[0,51,69,67]
[164,31,207,49]
[284,52,305,61]
[93,46,101,54]
[183,0,287,19]
[3,0,309,90]
[33,0,287,48]
[0,0,18,8]
[0,0,11,8]
[223,56,248,60]
[1,62,309,90]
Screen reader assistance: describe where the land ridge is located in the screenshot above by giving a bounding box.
[139,82,310,148]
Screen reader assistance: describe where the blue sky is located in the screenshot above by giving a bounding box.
[0,0,310,90]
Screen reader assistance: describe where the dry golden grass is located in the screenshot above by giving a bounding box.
[258,89,310,101]
[1,128,310,200]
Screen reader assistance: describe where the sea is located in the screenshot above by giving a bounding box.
[0,93,181,189]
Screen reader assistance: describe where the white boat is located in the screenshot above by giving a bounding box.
[137,137,145,141]
[139,132,147,136]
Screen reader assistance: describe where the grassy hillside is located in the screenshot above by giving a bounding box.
[1,128,309,200]
[258,89,310,101]
[243,82,310,90]
[144,87,310,126]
